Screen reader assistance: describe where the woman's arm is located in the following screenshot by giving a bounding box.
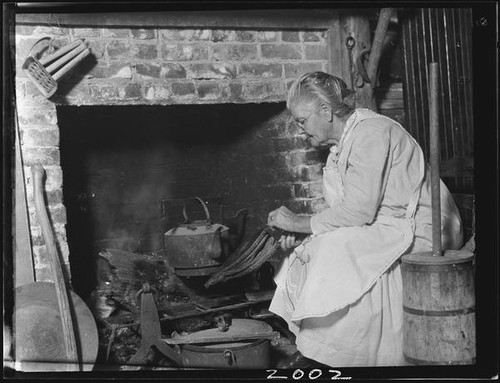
[310,121,392,234]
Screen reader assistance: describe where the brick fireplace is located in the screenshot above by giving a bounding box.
[14,10,349,296]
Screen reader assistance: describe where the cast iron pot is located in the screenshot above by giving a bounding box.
[173,318,273,369]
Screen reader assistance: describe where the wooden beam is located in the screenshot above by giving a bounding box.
[339,11,371,97]
[327,13,344,77]
[16,9,337,29]
[366,8,394,85]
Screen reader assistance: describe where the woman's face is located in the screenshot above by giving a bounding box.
[291,101,334,148]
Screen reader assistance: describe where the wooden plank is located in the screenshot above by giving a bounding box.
[327,13,343,77]
[14,110,34,287]
[32,164,80,370]
[16,9,337,29]
[338,11,371,97]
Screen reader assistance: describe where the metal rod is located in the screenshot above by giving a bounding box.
[163,331,280,345]
[45,42,86,75]
[39,39,82,66]
[429,62,442,256]
[52,48,90,81]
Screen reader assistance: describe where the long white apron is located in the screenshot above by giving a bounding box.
[269,111,426,367]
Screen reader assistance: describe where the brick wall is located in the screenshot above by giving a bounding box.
[14,24,331,283]
[15,26,329,105]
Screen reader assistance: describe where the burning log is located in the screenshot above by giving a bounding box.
[89,248,191,318]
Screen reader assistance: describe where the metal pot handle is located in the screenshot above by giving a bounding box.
[223,349,235,366]
[182,197,212,224]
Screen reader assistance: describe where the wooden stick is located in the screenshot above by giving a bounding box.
[428,63,443,257]
[358,8,393,111]
[45,42,86,75]
[39,40,82,66]
[367,8,394,86]
[31,164,80,370]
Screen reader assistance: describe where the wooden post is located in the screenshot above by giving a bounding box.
[327,12,344,78]
[366,8,394,84]
[339,10,371,104]
[359,8,394,111]
[339,9,394,111]
[428,62,442,256]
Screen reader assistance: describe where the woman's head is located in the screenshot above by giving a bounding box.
[287,72,356,147]
[287,71,356,118]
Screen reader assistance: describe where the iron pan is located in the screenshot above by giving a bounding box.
[14,282,98,372]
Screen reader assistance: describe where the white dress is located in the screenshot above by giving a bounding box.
[269,108,463,367]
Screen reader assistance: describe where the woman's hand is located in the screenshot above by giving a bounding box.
[268,206,299,232]
[267,206,313,234]
[278,233,302,251]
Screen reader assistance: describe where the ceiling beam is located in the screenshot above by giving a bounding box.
[15,9,337,29]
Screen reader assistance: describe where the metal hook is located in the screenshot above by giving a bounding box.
[345,36,356,50]
[345,36,357,89]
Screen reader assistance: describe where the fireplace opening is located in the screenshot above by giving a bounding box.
[57,102,317,299]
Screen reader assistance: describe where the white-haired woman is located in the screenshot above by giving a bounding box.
[267,71,463,367]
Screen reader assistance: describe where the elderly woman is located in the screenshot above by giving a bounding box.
[267,71,463,368]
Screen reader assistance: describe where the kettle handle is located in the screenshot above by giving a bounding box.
[182,197,211,223]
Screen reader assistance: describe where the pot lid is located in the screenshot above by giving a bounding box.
[165,223,229,236]
[171,318,274,342]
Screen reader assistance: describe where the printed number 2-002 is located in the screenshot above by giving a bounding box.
[266,369,351,380]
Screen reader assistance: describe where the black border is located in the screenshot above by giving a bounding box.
[2,0,498,381]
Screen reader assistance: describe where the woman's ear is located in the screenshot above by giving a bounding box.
[319,103,333,122]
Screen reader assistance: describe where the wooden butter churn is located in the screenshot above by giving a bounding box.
[401,63,476,365]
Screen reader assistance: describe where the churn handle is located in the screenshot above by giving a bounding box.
[182,196,212,223]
